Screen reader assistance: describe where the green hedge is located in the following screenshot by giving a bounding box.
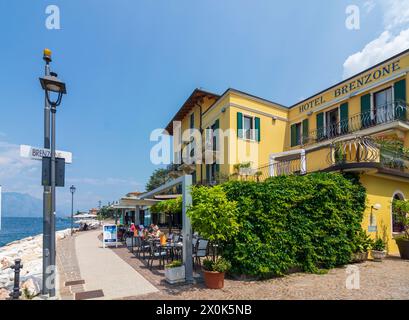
[190,173,366,278]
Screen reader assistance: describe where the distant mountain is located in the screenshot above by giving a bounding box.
[1,192,43,217]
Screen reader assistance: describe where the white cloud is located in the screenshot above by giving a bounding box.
[382,0,409,31]
[342,0,409,79]
[343,29,409,78]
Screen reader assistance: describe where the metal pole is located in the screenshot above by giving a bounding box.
[71,190,74,235]
[49,104,57,297]
[42,55,51,296]
[182,175,193,283]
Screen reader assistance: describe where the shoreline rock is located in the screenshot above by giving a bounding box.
[0,228,75,300]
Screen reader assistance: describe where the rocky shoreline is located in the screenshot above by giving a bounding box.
[0,228,73,300]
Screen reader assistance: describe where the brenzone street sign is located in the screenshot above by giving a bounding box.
[20,144,73,164]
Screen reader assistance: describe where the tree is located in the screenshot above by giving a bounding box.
[151,197,182,233]
[145,164,181,192]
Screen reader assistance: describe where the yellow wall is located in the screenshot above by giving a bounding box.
[287,52,409,150]
[360,174,409,255]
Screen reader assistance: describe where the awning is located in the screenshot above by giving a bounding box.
[112,197,159,209]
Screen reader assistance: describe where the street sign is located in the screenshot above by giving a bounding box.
[42,157,65,187]
[20,145,72,164]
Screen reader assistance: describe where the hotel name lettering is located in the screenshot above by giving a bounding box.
[298,60,401,113]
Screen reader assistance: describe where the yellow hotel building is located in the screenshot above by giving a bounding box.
[165,49,409,254]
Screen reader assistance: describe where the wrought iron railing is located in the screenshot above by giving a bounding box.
[303,101,408,146]
[327,135,409,172]
[257,158,302,181]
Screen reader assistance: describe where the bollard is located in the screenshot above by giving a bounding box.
[9,258,23,300]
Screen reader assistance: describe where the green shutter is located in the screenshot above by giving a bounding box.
[290,124,296,147]
[255,117,261,142]
[302,119,309,144]
[316,112,324,141]
[340,102,349,134]
[361,94,371,128]
[206,164,211,182]
[237,112,243,138]
[394,79,407,121]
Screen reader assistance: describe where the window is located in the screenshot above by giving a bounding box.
[211,121,218,151]
[325,107,339,138]
[243,115,253,140]
[374,87,393,124]
[190,112,195,129]
[392,193,406,233]
[291,122,302,147]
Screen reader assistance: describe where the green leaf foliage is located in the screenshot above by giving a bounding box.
[187,185,240,242]
[188,173,366,278]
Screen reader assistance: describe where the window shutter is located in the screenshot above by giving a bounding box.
[237,112,243,138]
[316,112,324,141]
[394,79,407,121]
[213,119,219,151]
[340,102,349,134]
[255,117,261,142]
[302,119,309,144]
[290,124,297,147]
[360,94,371,128]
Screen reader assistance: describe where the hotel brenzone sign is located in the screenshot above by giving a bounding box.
[297,59,402,114]
[20,144,73,164]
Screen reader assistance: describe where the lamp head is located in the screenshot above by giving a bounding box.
[372,203,381,211]
[39,74,67,94]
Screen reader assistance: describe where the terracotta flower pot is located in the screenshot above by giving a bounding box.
[395,238,409,260]
[203,271,225,289]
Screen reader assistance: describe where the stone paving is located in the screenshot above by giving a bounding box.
[58,231,409,300]
[56,233,85,300]
[111,245,409,300]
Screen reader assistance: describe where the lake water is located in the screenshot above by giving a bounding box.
[0,217,76,247]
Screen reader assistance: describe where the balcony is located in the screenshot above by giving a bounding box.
[259,135,409,180]
[324,135,409,176]
[302,101,409,146]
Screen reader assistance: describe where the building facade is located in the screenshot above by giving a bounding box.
[165,49,409,254]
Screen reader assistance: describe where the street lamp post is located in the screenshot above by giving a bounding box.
[70,185,76,235]
[39,55,67,297]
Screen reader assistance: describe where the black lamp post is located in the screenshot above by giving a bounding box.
[70,185,76,235]
[39,68,67,298]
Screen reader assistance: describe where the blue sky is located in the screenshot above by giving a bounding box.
[0,0,408,214]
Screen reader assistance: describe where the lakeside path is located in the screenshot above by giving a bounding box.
[58,229,157,300]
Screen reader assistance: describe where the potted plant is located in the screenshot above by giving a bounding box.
[165,260,185,284]
[351,230,373,263]
[202,258,231,289]
[392,199,409,259]
[371,238,387,261]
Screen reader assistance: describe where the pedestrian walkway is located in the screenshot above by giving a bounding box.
[67,230,158,300]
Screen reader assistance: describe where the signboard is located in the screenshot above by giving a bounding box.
[41,157,65,187]
[368,226,378,233]
[103,224,118,248]
[20,145,72,164]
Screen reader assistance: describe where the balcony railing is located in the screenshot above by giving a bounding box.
[302,101,408,146]
[327,135,409,173]
[257,158,302,181]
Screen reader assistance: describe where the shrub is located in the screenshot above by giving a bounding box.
[189,172,366,278]
[372,238,386,251]
[202,258,231,273]
[165,260,183,269]
[187,185,240,242]
[351,229,373,253]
